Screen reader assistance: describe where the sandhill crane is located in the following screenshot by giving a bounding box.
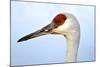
[17,12,80,63]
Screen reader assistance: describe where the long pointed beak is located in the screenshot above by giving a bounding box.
[17,23,54,42]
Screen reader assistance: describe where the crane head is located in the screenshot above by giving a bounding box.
[17,12,79,42]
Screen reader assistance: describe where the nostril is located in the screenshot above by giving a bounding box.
[44,29,49,32]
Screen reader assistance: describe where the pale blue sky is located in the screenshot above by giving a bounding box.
[11,1,95,66]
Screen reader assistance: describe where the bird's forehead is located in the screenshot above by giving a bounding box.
[52,14,67,26]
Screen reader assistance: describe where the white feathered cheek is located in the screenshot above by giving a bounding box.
[53,20,73,34]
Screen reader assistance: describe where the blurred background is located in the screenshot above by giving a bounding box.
[11,1,95,66]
